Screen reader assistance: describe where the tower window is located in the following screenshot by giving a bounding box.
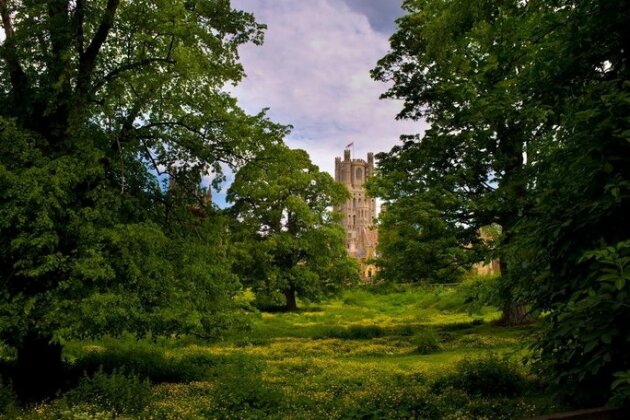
[356,168,363,180]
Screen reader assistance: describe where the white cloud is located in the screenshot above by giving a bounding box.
[231,0,426,177]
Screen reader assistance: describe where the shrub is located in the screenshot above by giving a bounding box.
[64,369,152,415]
[463,397,526,420]
[207,356,282,416]
[457,274,501,312]
[344,385,442,419]
[611,370,630,406]
[412,329,442,355]
[252,291,287,312]
[314,325,385,340]
[532,241,630,406]
[432,356,526,397]
[0,376,16,416]
[72,337,215,383]
[455,334,499,349]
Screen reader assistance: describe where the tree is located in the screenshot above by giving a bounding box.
[228,145,358,311]
[373,0,630,403]
[368,178,478,284]
[371,0,546,323]
[503,0,630,404]
[0,0,283,399]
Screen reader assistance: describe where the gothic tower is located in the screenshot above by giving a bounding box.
[334,150,378,266]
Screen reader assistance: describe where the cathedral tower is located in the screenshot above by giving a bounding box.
[334,150,378,267]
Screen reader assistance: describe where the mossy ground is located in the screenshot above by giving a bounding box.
[14,284,556,419]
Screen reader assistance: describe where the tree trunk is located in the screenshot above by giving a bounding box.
[13,333,64,401]
[495,124,528,325]
[497,259,529,325]
[499,303,529,325]
[284,287,297,312]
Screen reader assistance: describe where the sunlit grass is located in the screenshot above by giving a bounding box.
[20,282,553,419]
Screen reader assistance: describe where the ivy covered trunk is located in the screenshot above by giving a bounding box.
[14,333,64,401]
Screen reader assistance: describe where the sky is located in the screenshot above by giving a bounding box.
[211,0,425,206]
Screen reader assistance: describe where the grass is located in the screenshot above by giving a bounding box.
[11,282,557,419]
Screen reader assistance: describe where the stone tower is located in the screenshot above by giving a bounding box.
[334,150,378,266]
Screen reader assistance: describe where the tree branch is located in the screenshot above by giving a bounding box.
[91,57,176,93]
[77,0,120,91]
[0,0,30,106]
[0,0,14,38]
[73,0,85,58]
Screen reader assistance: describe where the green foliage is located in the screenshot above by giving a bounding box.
[611,370,630,406]
[206,356,282,417]
[0,376,16,416]
[373,0,630,402]
[71,335,215,383]
[508,0,630,401]
[0,0,286,398]
[370,196,474,283]
[313,325,385,340]
[0,120,242,344]
[64,369,152,416]
[251,290,287,312]
[344,387,441,420]
[369,0,534,296]
[458,274,501,314]
[229,145,359,310]
[412,328,442,355]
[19,286,551,418]
[432,356,527,398]
[531,241,630,405]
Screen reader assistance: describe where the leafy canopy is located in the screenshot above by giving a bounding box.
[228,145,359,310]
[0,0,285,350]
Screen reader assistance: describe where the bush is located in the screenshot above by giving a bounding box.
[611,370,630,406]
[314,325,385,340]
[64,369,152,415]
[72,337,215,383]
[206,356,282,417]
[344,386,441,419]
[252,291,287,312]
[532,241,630,406]
[412,329,442,354]
[432,356,526,397]
[0,376,16,416]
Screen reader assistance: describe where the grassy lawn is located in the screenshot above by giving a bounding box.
[14,284,558,419]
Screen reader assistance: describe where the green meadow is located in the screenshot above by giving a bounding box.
[7,280,559,419]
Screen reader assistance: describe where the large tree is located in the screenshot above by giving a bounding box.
[504,0,630,404]
[371,0,545,323]
[0,0,283,399]
[228,145,358,311]
[373,0,630,403]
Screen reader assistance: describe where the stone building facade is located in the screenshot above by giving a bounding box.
[334,150,378,279]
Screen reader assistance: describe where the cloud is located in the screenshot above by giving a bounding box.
[228,0,425,192]
[339,0,404,34]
